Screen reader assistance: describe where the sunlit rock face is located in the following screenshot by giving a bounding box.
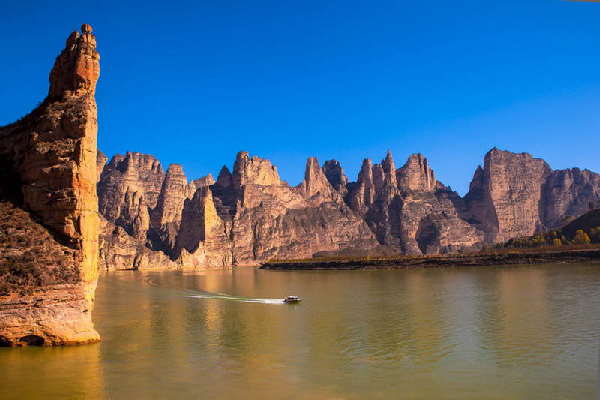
[98,151,379,268]
[464,148,551,243]
[97,145,600,264]
[0,25,101,346]
[397,153,437,192]
[345,152,483,255]
[463,148,600,244]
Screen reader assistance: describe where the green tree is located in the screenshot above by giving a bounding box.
[573,229,591,244]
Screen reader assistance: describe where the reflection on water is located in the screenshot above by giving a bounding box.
[1,264,599,399]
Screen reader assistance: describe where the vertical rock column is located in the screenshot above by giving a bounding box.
[0,24,101,345]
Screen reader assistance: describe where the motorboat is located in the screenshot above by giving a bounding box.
[283,295,302,304]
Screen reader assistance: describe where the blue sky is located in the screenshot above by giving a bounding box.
[1,0,600,194]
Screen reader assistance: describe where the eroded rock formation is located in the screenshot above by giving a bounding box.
[344,152,483,254]
[465,148,600,243]
[97,145,600,266]
[98,151,379,269]
[0,25,101,346]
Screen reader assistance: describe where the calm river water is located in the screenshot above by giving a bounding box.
[1,264,600,399]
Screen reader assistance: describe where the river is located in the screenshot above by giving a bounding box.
[1,264,599,399]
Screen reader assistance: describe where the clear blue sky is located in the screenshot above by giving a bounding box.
[2,0,600,194]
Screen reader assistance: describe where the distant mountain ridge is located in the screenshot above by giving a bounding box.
[97,147,600,269]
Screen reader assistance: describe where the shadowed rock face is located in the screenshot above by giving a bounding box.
[322,160,348,196]
[542,168,600,229]
[0,25,101,346]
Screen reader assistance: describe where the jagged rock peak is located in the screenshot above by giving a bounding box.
[109,152,163,175]
[192,173,215,188]
[299,157,337,199]
[383,150,395,168]
[381,150,397,187]
[357,158,374,184]
[216,165,233,187]
[397,153,436,192]
[233,151,281,186]
[166,164,186,177]
[484,147,550,169]
[49,24,100,99]
[322,159,348,194]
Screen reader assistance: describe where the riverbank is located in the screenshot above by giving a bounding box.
[260,248,600,270]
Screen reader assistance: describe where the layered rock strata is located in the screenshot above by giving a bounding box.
[344,152,483,254]
[0,25,100,346]
[98,151,379,269]
[464,148,600,244]
[98,146,600,265]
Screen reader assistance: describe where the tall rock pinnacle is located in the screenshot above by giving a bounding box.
[0,24,101,346]
[300,157,338,200]
[397,153,437,192]
[49,24,100,99]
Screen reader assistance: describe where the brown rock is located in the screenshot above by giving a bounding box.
[542,168,600,229]
[150,164,195,251]
[233,151,281,187]
[298,157,339,202]
[464,149,600,243]
[0,25,101,346]
[322,159,348,195]
[397,153,437,192]
[465,148,551,243]
[97,150,108,182]
[346,152,482,254]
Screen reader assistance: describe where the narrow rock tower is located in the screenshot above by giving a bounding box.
[0,24,101,346]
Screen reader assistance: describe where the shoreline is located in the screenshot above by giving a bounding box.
[260,249,600,270]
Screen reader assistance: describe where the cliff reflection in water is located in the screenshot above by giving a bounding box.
[1,264,599,399]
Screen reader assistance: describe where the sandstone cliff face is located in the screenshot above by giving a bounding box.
[97,145,600,265]
[464,148,600,244]
[397,153,437,192]
[345,152,483,254]
[542,168,600,229]
[224,154,377,264]
[322,160,348,196]
[0,25,100,346]
[465,149,551,243]
[98,151,379,268]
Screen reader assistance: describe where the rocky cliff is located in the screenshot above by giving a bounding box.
[98,147,600,265]
[0,25,100,346]
[344,152,483,255]
[98,151,379,269]
[464,148,600,244]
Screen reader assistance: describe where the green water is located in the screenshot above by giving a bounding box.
[1,264,600,399]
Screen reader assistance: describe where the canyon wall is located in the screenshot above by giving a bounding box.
[98,147,600,267]
[0,25,100,346]
[464,148,600,243]
[98,151,379,269]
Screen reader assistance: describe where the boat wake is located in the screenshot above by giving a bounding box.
[188,293,286,304]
